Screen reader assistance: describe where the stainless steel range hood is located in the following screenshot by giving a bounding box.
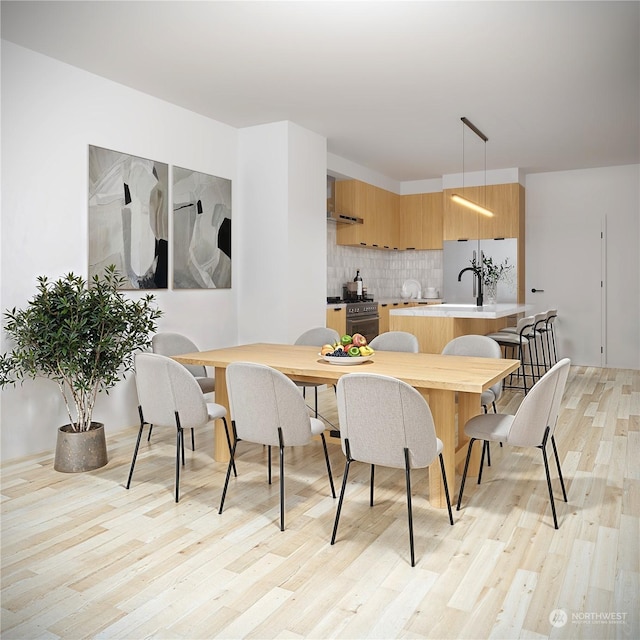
[327,175,363,224]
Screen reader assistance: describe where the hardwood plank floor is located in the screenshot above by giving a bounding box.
[1,365,638,639]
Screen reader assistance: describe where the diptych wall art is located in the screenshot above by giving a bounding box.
[172,167,232,289]
[88,145,169,289]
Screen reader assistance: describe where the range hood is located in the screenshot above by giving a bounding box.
[326,175,363,224]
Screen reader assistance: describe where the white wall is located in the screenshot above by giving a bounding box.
[525,165,640,368]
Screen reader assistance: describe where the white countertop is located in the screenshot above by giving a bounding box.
[389,303,530,319]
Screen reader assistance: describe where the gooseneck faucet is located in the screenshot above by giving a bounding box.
[458,266,484,307]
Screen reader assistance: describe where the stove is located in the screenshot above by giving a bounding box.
[327,297,379,343]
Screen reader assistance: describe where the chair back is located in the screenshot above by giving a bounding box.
[336,373,439,469]
[516,315,535,335]
[506,358,571,448]
[226,362,314,447]
[369,331,419,353]
[135,353,209,427]
[294,327,340,347]
[152,332,207,378]
[442,335,503,401]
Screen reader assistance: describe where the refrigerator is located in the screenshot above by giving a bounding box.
[443,238,518,304]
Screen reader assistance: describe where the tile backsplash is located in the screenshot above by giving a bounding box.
[327,223,443,299]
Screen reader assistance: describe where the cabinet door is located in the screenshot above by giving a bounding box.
[478,183,524,239]
[421,192,443,249]
[378,304,390,334]
[326,307,346,337]
[399,194,423,250]
[374,188,399,249]
[443,187,482,240]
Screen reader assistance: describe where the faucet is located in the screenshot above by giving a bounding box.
[458,266,484,307]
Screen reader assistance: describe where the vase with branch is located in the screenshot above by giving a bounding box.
[470,255,515,305]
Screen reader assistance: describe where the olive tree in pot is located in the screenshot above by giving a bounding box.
[0,266,162,472]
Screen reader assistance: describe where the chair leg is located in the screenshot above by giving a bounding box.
[278,427,285,531]
[403,448,415,567]
[219,421,239,514]
[551,435,568,502]
[320,433,336,498]
[221,417,237,477]
[147,424,153,442]
[191,428,195,451]
[541,442,559,529]
[314,386,319,418]
[457,438,478,510]
[370,464,375,506]
[486,440,492,468]
[438,453,454,526]
[268,445,272,484]
[175,428,182,503]
[478,440,488,484]
[125,411,145,490]
[331,458,352,545]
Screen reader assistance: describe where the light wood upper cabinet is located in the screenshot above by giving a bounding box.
[398,192,443,250]
[443,183,524,240]
[336,180,399,248]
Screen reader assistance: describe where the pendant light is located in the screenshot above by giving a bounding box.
[451,117,494,217]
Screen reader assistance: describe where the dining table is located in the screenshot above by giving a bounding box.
[173,343,520,508]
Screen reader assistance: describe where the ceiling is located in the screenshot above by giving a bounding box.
[2,1,639,182]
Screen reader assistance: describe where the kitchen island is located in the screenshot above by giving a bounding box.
[390,303,530,353]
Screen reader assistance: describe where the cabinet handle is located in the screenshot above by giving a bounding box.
[531,288,545,293]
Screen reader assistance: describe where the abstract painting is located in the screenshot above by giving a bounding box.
[172,167,231,289]
[88,145,168,289]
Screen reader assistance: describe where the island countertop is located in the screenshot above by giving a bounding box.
[390,303,530,319]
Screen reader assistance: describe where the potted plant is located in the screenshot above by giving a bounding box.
[471,255,515,305]
[0,266,162,472]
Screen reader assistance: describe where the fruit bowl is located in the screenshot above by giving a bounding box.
[321,354,373,366]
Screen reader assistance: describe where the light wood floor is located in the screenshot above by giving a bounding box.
[1,365,638,639]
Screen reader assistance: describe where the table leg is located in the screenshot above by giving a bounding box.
[213,366,231,463]
[421,389,455,508]
[457,392,482,477]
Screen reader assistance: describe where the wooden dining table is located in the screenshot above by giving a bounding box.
[173,343,520,508]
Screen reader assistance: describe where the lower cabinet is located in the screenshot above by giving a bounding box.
[326,307,346,338]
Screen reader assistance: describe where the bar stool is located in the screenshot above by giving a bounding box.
[486,315,536,394]
[532,312,550,377]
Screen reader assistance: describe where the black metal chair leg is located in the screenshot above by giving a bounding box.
[541,443,559,529]
[478,440,488,484]
[147,424,153,442]
[403,448,415,567]
[320,433,336,498]
[191,428,195,451]
[370,464,375,506]
[457,438,477,510]
[551,435,568,502]
[175,428,182,503]
[331,439,352,545]
[438,453,454,525]
[126,419,145,489]
[221,417,237,477]
[218,428,238,514]
[268,445,272,484]
[314,386,319,418]
[278,427,285,531]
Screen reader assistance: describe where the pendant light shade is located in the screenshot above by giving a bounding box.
[452,117,494,217]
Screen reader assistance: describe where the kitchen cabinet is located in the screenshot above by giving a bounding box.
[326,306,346,337]
[336,180,399,249]
[379,302,417,334]
[398,192,443,250]
[443,183,524,241]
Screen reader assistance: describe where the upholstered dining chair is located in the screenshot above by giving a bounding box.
[457,358,571,529]
[332,372,454,566]
[220,362,336,531]
[441,335,503,413]
[293,327,341,417]
[368,331,419,353]
[127,352,233,503]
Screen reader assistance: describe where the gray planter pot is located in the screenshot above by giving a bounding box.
[54,422,108,473]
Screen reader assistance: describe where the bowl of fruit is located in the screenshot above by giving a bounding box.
[320,333,375,365]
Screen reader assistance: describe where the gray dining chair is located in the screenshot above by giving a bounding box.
[127,352,233,502]
[332,372,454,566]
[369,331,419,353]
[293,327,340,416]
[457,358,571,529]
[220,362,336,531]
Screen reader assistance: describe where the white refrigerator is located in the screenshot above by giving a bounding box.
[443,238,518,304]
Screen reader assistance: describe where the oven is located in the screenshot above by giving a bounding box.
[345,302,379,345]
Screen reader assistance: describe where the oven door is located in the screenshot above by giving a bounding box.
[346,315,380,345]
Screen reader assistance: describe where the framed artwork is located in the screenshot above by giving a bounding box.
[172,166,231,289]
[88,145,168,289]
